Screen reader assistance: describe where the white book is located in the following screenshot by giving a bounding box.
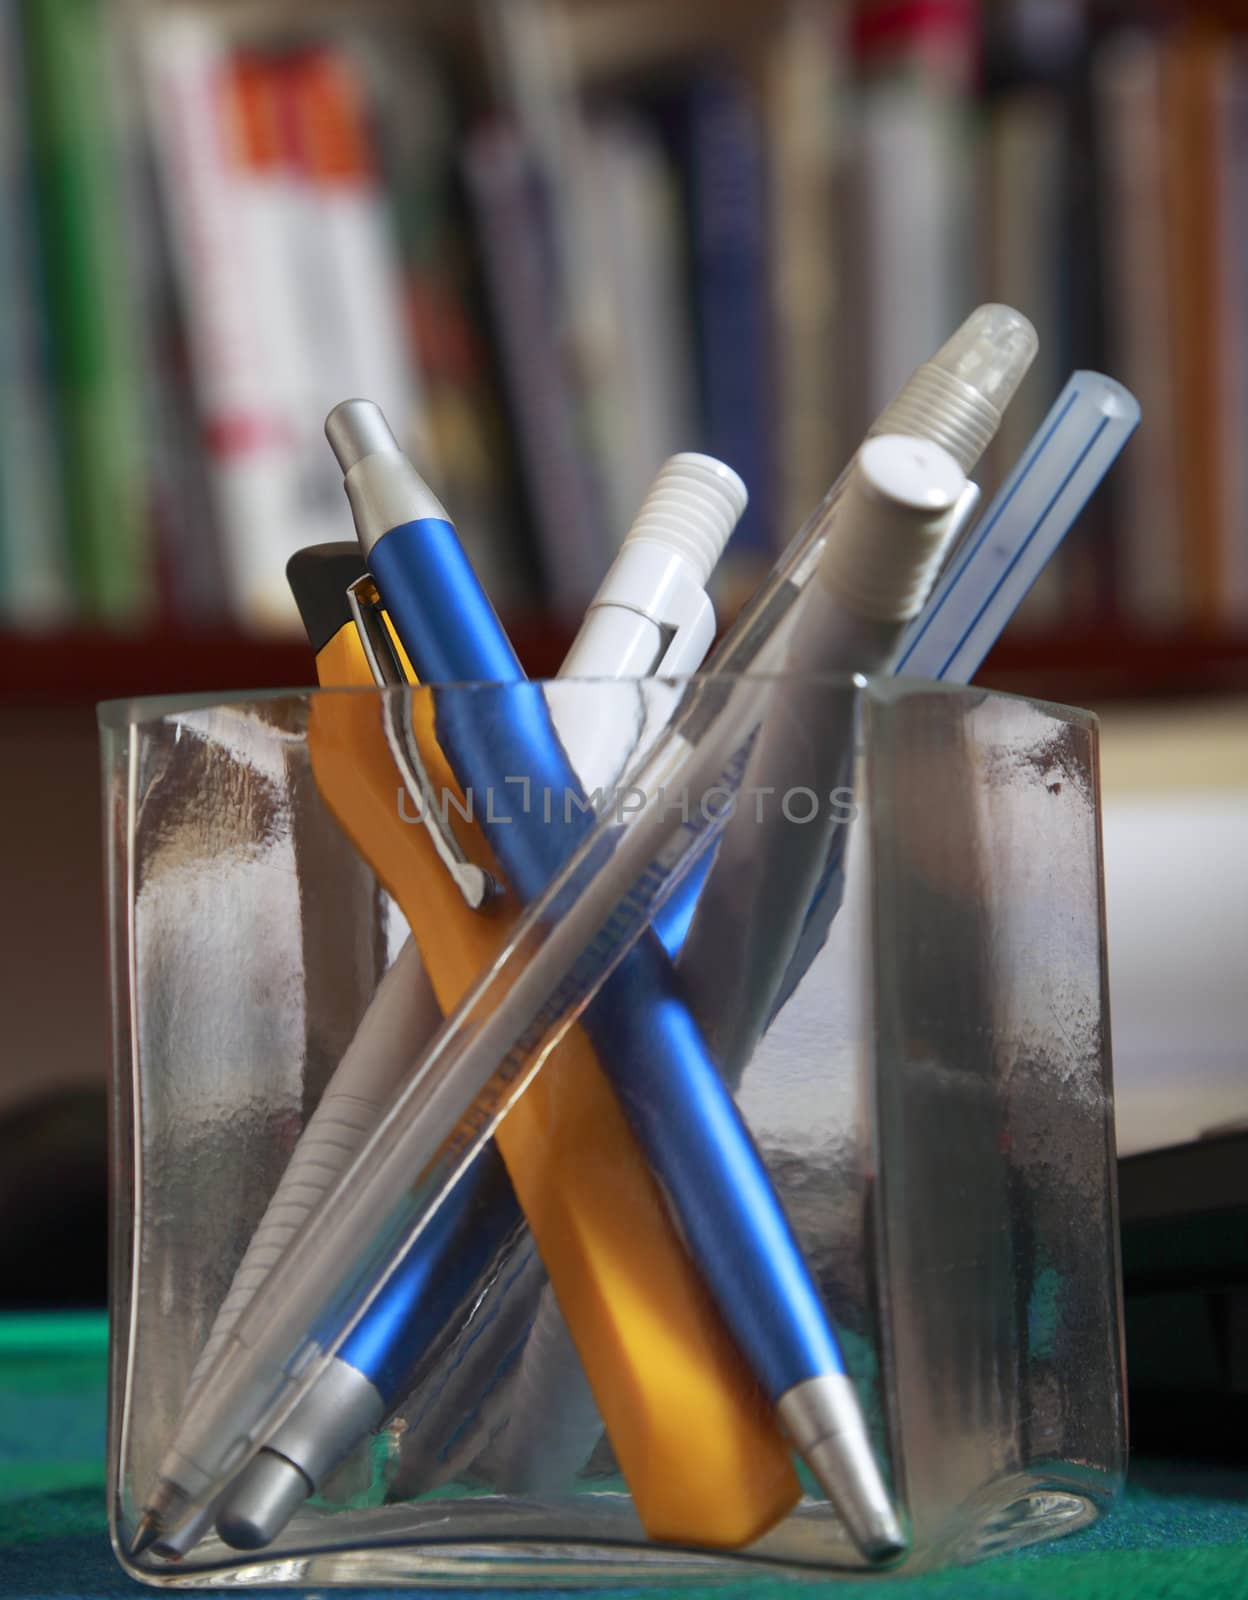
[272,48,422,559]
[849,77,971,431]
[581,109,698,550]
[140,13,303,632]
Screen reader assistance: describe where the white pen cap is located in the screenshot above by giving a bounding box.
[870,304,1038,474]
[561,452,747,679]
[820,435,968,622]
[622,452,747,585]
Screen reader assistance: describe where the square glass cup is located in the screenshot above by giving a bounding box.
[101,676,1124,1586]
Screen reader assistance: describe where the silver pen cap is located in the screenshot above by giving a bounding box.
[325,398,451,557]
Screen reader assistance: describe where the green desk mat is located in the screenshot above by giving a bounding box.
[2,1315,1245,1598]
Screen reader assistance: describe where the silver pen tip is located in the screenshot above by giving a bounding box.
[803,1431,908,1564]
[127,1511,163,1558]
[777,1375,909,1568]
[325,399,402,475]
[127,1479,193,1560]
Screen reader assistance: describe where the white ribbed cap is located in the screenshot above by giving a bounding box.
[870,304,1037,473]
[820,435,967,622]
[622,453,748,586]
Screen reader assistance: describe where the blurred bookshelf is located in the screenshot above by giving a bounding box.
[8,624,1248,708]
[0,616,576,706]
[4,0,1248,709]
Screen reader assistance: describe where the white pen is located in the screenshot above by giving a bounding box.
[562,452,743,678]
[551,451,746,795]
[485,451,747,1496]
[678,436,976,1084]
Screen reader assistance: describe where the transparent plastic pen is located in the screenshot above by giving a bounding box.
[704,303,1038,677]
[894,370,1141,682]
[774,371,1141,1012]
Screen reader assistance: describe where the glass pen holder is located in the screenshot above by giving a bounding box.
[102,676,1125,1588]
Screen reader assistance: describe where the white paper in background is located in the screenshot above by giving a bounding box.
[1103,791,1248,1155]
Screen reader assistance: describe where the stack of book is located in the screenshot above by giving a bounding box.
[1,0,1245,637]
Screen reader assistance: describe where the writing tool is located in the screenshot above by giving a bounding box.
[562,452,743,677]
[217,455,755,1548]
[893,371,1140,681]
[128,312,1037,1562]
[678,437,977,1083]
[700,305,1037,683]
[205,551,530,1550]
[492,453,746,1492]
[553,451,745,796]
[329,401,904,1562]
[774,370,1142,1012]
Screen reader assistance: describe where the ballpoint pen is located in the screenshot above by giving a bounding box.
[128,309,1034,1563]
[892,370,1141,682]
[212,461,795,1551]
[678,436,978,1082]
[325,400,904,1561]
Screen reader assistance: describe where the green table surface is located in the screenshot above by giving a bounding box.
[1,1315,1245,1599]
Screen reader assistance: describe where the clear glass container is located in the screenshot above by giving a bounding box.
[101,677,1124,1586]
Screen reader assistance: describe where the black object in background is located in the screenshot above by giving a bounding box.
[1119,1130,1248,1462]
[0,1090,108,1308]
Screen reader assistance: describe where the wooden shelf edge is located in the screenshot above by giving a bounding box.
[0,617,576,708]
[3,622,1248,710]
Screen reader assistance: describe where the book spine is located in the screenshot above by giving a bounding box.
[846,0,979,436]
[23,0,151,625]
[686,69,774,563]
[1213,37,1248,626]
[355,32,539,612]
[981,85,1069,628]
[0,0,73,625]
[766,0,850,544]
[141,16,301,631]
[1094,30,1186,628]
[463,124,611,619]
[580,108,698,548]
[274,45,421,548]
[1163,28,1225,629]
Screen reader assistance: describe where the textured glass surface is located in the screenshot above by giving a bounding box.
[101,679,1123,1586]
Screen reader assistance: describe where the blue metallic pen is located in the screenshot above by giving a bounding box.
[216,1147,527,1548]
[323,399,905,1563]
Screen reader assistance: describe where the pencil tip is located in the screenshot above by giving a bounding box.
[128,1512,163,1558]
